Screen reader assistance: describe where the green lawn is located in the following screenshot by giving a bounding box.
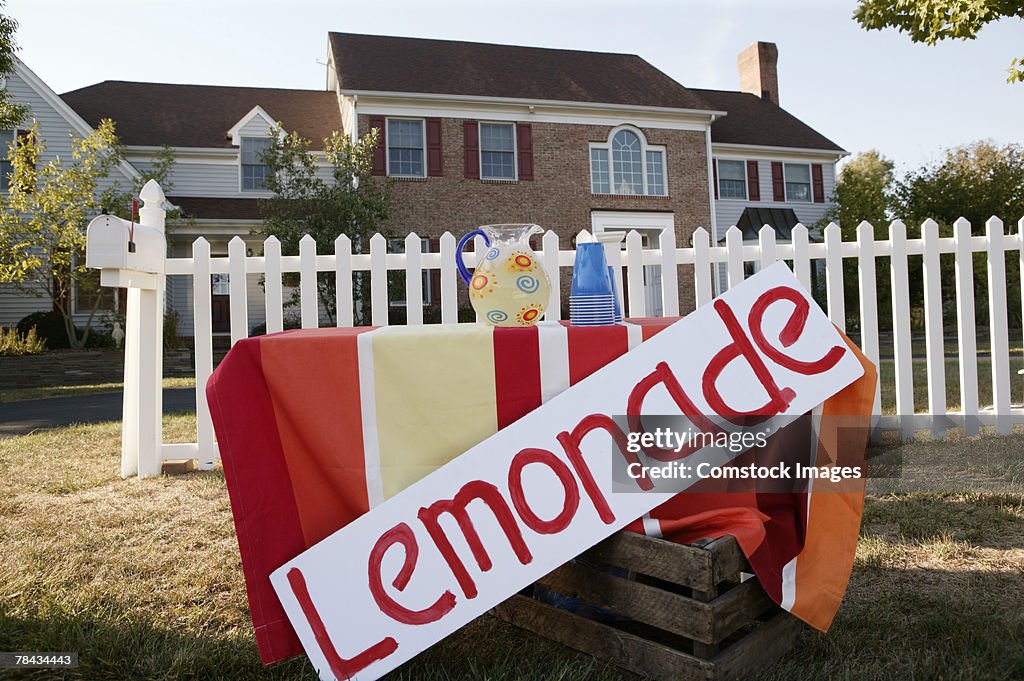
[2,417,1023,680]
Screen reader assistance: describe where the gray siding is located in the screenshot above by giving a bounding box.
[1,66,135,328]
[712,158,836,292]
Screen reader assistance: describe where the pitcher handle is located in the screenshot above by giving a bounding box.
[456,229,491,285]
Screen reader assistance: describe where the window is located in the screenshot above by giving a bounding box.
[0,130,14,192]
[479,123,516,180]
[646,150,665,196]
[590,127,667,196]
[784,163,812,202]
[74,269,115,313]
[717,160,747,199]
[387,118,426,177]
[388,238,432,306]
[241,137,273,191]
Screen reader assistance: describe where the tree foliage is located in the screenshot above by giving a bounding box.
[0,0,28,128]
[257,126,391,324]
[854,0,1024,82]
[0,120,177,348]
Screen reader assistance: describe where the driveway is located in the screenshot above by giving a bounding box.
[0,387,196,437]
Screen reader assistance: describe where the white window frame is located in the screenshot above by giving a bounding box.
[715,158,748,201]
[478,121,518,181]
[386,117,427,179]
[388,237,433,307]
[239,136,273,193]
[589,125,667,197]
[783,162,813,203]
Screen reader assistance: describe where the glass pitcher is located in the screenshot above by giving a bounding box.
[456,224,552,327]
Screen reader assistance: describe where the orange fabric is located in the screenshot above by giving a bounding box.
[789,335,876,630]
[261,328,375,547]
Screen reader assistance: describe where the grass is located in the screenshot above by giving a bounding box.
[1,419,1023,680]
[0,377,196,404]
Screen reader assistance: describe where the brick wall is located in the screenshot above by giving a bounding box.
[360,116,713,313]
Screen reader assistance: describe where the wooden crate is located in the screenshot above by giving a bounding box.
[493,532,802,681]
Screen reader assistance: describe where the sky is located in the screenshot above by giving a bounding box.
[5,0,1022,175]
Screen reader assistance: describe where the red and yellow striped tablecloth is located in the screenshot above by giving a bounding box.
[207,319,876,665]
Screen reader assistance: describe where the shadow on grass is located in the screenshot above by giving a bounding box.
[755,567,1024,681]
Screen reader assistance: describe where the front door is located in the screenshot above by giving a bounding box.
[211,273,230,334]
[590,211,673,318]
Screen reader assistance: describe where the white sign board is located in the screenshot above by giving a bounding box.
[270,262,864,680]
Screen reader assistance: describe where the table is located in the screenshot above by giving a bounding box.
[207,319,875,665]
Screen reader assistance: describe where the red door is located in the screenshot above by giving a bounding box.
[211,273,230,333]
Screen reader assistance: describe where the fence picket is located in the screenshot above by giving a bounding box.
[725,226,743,288]
[824,223,845,332]
[405,232,423,324]
[692,228,712,307]
[921,219,946,437]
[264,236,283,334]
[758,225,776,268]
[191,237,215,469]
[625,229,646,317]
[335,235,353,327]
[792,224,811,290]
[986,217,1011,434]
[228,236,248,346]
[370,233,387,326]
[953,218,979,435]
[856,222,882,420]
[659,227,680,316]
[542,230,561,321]
[440,232,458,324]
[889,221,915,439]
[299,235,317,329]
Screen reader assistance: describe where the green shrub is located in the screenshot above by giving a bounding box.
[0,326,47,356]
[16,311,71,349]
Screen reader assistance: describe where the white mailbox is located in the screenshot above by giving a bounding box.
[86,213,166,275]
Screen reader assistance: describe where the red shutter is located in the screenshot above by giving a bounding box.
[369,116,386,176]
[463,121,479,179]
[516,123,533,180]
[771,162,785,202]
[426,118,443,177]
[429,237,441,306]
[811,163,825,203]
[746,160,760,201]
[712,160,719,199]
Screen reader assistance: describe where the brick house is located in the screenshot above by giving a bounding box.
[0,33,844,333]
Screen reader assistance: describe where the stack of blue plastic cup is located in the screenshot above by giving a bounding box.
[570,243,617,326]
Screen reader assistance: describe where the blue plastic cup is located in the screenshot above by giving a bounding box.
[571,243,613,297]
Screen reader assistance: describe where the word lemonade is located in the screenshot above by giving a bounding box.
[270,263,865,681]
[623,427,864,484]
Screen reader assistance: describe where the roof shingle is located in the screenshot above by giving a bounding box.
[60,82,340,150]
[329,32,714,112]
[697,89,844,152]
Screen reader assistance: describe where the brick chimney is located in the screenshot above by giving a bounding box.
[737,41,779,105]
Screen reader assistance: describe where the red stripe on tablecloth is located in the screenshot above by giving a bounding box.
[566,323,629,385]
[207,337,305,664]
[493,326,542,429]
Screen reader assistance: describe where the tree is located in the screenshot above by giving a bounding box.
[258,126,391,325]
[0,1,27,129]
[819,150,897,330]
[894,140,1024,327]
[0,120,177,348]
[854,0,1024,82]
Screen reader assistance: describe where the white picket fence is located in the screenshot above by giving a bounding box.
[95,183,1024,477]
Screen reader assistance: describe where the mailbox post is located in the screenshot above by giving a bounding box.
[86,179,167,478]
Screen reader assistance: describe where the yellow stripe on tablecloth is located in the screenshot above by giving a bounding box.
[371,324,498,499]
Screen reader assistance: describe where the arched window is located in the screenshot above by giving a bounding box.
[589,126,666,196]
